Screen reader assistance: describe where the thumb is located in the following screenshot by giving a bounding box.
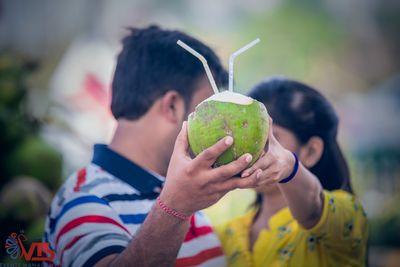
[174,121,189,155]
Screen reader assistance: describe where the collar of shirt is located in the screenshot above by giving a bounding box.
[241,206,293,231]
[91,144,164,194]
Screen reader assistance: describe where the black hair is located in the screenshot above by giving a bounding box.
[249,77,353,199]
[111,25,227,120]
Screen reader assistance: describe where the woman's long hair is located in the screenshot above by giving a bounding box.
[248,78,353,203]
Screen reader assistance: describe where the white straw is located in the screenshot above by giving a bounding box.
[177,40,219,95]
[229,38,260,92]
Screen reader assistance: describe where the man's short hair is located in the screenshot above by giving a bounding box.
[111,25,227,120]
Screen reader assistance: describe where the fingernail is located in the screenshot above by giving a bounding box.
[225,136,233,146]
[241,171,249,178]
[256,170,262,179]
[245,154,252,163]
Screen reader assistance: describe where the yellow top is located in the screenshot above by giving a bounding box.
[215,190,368,267]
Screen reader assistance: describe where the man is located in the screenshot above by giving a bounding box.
[44,26,259,267]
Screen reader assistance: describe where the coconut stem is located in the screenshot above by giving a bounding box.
[177,40,219,95]
[228,38,260,92]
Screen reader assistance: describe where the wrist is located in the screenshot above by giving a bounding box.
[156,196,192,221]
[279,151,299,184]
[281,149,296,178]
[159,191,194,218]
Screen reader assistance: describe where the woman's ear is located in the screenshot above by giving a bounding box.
[299,136,324,168]
[160,91,185,124]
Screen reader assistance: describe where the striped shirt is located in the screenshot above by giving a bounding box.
[44,144,226,267]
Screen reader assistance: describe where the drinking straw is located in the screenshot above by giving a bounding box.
[177,40,219,94]
[228,38,260,92]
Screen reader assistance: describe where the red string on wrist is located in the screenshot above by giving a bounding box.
[156,196,192,221]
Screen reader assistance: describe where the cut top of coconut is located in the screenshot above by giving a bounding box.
[203,91,254,105]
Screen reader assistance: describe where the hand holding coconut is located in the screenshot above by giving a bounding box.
[160,122,261,217]
[160,39,267,217]
[242,118,324,228]
[241,118,297,184]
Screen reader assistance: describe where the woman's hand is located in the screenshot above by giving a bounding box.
[241,118,296,185]
[242,119,324,229]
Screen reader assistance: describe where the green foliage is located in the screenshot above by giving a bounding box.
[7,137,63,191]
[369,197,400,247]
[0,52,61,262]
[234,3,344,92]
[0,54,27,108]
[0,53,42,188]
[26,218,46,242]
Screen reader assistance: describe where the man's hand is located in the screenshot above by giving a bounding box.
[160,121,261,216]
[96,122,263,267]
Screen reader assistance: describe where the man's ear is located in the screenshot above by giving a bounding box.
[299,136,324,168]
[159,91,185,123]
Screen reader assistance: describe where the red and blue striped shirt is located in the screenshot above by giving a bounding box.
[44,144,226,267]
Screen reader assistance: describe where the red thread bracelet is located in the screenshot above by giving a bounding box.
[156,196,191,221]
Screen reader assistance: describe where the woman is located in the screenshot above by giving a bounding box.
[216,78,368,267]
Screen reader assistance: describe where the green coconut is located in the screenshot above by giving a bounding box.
[188,91,269,166]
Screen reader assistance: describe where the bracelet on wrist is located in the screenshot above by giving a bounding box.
[279,152,299,184]
[156,196,192,221]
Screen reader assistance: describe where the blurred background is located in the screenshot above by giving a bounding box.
[0,0,399,265]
